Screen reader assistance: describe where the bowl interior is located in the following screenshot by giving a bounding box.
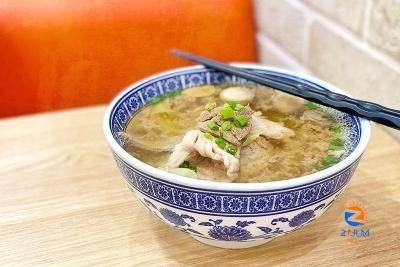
[104,64,370,193]
[108,66,362,155]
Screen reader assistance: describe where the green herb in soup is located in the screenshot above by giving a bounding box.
[122,84,346,183]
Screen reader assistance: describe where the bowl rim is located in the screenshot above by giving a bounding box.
[103,64,371,192]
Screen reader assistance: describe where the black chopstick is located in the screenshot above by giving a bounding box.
[171,49,400,130]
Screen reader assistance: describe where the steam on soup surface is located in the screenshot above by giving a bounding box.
[123,84,346,183]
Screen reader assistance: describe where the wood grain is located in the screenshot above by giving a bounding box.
[0,106,399,266]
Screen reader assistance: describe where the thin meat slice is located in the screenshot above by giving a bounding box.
[252,115,295,140]
[167,130,240,177]
[300,109,332,125]
[270,91,306,114]
[117,132,174,152]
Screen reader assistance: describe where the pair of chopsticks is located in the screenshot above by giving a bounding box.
[171,49,400,130]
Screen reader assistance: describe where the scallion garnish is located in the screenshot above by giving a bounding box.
[228,101,237,109]
[330,124,342,134]
[233,115,249,127]
[221,121,231,131]
[329,138,344,150]
[322,113,332,119]
[179,161,197,172]
[305,101,318,109]
[150,90,181,105]
[150,97,162,104]
[234,103,245,111]
[215,137,226,149]
[321,155,339,168]
[226,145,238,155]
[208,121,219,131]
[205,102,217,111]
[203,133,213,140]
[221,105,234,120]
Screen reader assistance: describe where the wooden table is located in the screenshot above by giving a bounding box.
[0,106,399,266]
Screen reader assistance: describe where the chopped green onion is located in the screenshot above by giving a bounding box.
[179,161,197,172]
[150,90,181,105]
[221,105,234,120]
[329,138,344,150]
[233,115,249,127]
[305,101,318,109]
[150,97,162,104]
[319,165,328,170]
[208,121,219,131]
[330,124,342,134]
[221,121,231,131]
[329,145,342,151]
[234,103,245,111]
[203,133,213,140]
[228,101,237,109]
[179,161,190,168]
[190,165,197,172]
[321,155,339,168]
[205,102,217,111]
[215,137,226,149]
[164,90,181,97]
[322,113,332,119]
[163,92,173,97]
[173,90,182,96]
[226,145,238,155]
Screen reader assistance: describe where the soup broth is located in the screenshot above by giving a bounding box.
[124,84,346,183]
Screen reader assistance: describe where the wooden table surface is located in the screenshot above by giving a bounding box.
[0,106,399,266]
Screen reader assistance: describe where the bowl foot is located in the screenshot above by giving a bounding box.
[191,235,273,249]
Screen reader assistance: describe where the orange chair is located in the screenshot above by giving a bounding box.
[0,0,256,117]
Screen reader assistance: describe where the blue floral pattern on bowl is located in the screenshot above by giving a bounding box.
[202,220,254,241]
[137,197,332,243]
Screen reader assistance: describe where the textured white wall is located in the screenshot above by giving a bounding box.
[254,0,400,140]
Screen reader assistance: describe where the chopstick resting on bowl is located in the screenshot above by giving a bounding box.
[171,49,400,130]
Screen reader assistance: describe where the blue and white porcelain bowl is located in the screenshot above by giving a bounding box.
[103,64,371,249]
